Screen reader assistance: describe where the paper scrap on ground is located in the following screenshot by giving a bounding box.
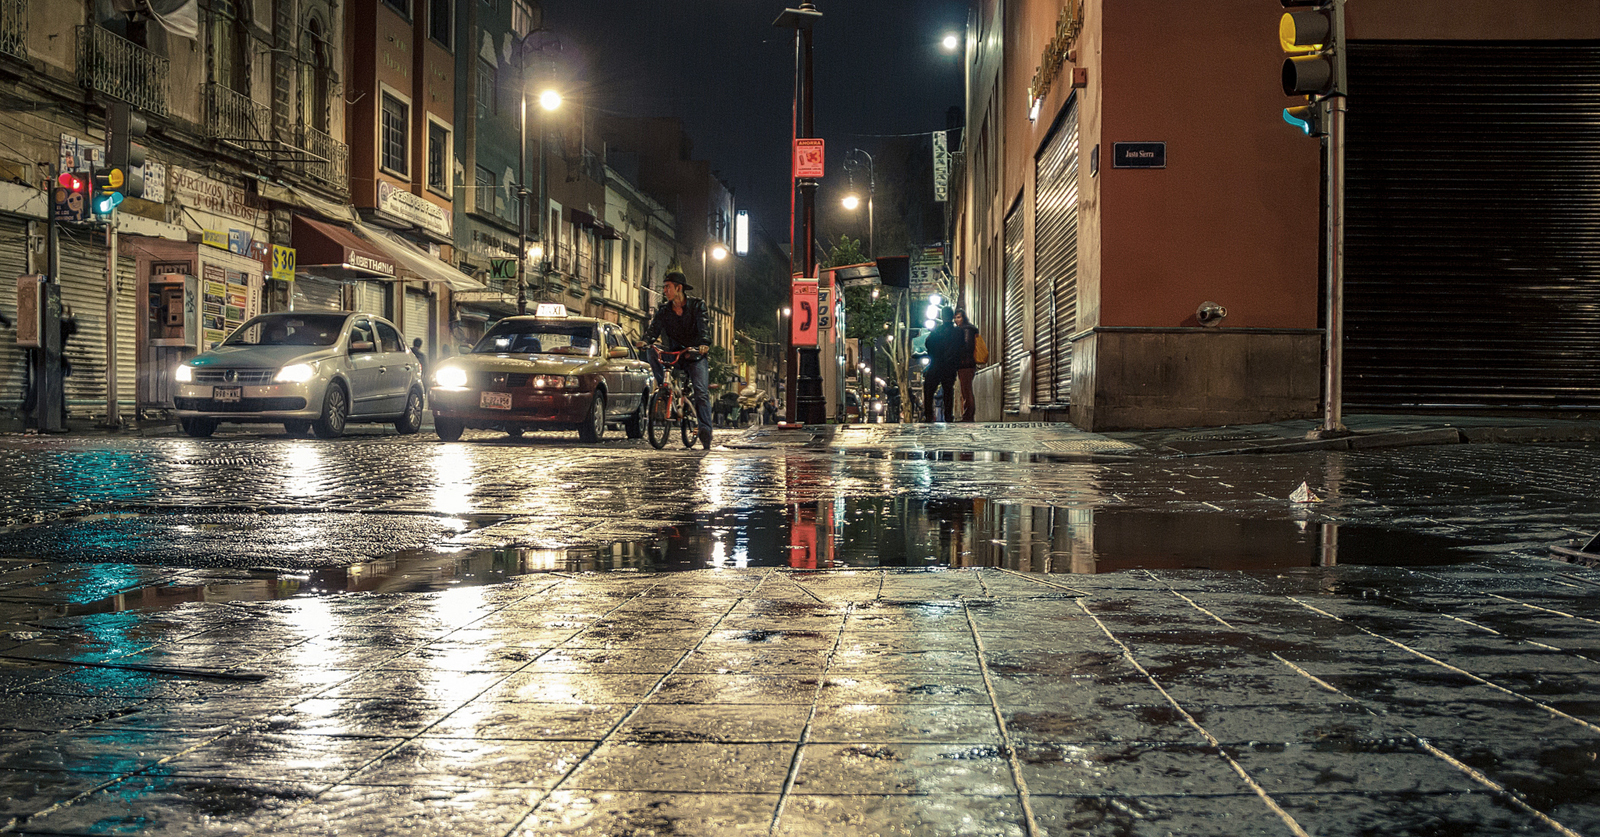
[1290,481,1320,503]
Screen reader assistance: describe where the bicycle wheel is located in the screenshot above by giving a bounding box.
[680,408,696,449]
[646,388,673,449]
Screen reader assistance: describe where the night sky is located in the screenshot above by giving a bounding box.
[542,0,967,250]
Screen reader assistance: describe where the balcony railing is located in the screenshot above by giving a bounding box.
[294,123,349,196]
[0,0,26,62]
[204,82,272,146]
[77,25,168,116]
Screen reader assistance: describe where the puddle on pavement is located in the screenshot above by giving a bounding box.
[47,501,1485,612]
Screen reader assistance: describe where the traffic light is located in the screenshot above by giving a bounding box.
[91,166,124,215]
[1280,0,1345,100]
[105,101,148,199]
[1282,102,1325,137]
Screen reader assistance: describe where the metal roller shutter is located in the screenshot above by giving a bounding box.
[1033,99,1079,410]
[0,217,29,415]
[1002,203,1025,414]
[355,281,385,316]
[1345,41,1600,410]
[293,277,344,311]
[58,237,108,416]
[403,288,430,352]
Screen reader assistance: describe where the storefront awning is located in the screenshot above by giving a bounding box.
[293,216,397,278]
[354,224,486,292]
[569,208,623,240]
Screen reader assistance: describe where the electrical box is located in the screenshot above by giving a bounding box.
[15,275,43,347]
[148,273,198,348]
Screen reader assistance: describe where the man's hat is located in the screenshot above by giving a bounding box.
[664,268,693,292]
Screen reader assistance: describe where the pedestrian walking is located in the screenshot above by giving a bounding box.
[953,307,980,422]
[411,338,430,391]
[922,306,961,422]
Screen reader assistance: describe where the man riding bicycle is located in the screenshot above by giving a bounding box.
[642,267,713,450]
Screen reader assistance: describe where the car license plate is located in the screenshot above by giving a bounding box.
[213,386,242,403]
[480,391,513,410]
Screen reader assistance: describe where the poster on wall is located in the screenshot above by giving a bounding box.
[201,264,228,346]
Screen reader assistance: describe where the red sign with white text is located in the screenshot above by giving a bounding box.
[793,138,824,179]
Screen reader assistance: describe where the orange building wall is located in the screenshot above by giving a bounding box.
[1099,0,1319,330]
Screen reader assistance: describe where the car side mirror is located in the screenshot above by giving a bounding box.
[608,346,630,359]
[208,341,219,350]
[350,340,375,353]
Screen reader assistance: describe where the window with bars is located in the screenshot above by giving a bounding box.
[381,93,409,176]
[474,166,493,215]
[427,121,449,194]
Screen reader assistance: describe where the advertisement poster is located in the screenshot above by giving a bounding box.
[201,264,227,346]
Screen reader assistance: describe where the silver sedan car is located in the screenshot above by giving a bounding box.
[173,312,425,438]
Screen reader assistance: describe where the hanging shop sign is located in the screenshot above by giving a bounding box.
[376,181,452,238]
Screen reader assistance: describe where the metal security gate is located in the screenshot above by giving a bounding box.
[293,277,344,311]
[1033,98,1079,410]
[0,216,30,415]
[355,281,385,316]
[1002,202,1026,414]
[403,288,430,351]
[1344,41,1600,410]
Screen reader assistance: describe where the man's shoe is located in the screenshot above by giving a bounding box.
[700,428,713,450]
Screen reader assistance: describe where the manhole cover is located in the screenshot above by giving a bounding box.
[1043,439,1140,452]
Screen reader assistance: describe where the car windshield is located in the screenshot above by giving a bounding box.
[475,322,598,356]
[224,314,348,347]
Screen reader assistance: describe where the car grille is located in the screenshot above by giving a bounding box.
[192,369,278,385]
[473,372,534,388]
[175,397,308,412]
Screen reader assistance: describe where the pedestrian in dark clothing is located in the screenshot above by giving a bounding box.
[411,338,429,391]
[922,306,961,422]
[953,307,979,422]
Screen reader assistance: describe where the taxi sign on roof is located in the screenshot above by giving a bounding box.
[535,303,567,317]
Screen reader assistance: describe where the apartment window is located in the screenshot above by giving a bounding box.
[474,166,493,214]
[598,238,612,285]
[381,92,409,176]
[476,60,496,119]
[210,0,249,94]
[427,121,450,194]
[298,17,331,134]
[428,0,452,46]
[512,0,534,37]
[382,0,411,17]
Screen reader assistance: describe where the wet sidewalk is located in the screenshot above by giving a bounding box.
[734,413,1600,459]
[2,559,1598,835]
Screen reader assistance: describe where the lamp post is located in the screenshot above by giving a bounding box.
[516,32,560,315]
[775,2,823,425]
[841,148,874,258]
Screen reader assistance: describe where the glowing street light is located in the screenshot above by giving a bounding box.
[942,33,960,51]
[539,89,562,111]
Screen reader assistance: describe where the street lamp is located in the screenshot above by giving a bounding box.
[516,31,561,314]
[841,148,875,257]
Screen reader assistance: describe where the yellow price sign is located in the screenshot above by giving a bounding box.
[271,245,297,282]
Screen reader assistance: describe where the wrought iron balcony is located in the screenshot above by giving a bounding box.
[204,83,272,147]
[0,0,26,62]
[294,123,349,196]
[77,25,168,116]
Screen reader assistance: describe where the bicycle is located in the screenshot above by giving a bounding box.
[645,345,707,450]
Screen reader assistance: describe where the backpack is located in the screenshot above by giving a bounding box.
[974,333,989,365]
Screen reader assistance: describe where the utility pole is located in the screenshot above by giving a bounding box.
[775,2,825,425]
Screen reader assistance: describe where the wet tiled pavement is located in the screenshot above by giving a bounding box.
[2,559,1599,835]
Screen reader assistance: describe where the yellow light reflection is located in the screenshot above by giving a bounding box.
[282,442,327,501]
[429,445,478,515]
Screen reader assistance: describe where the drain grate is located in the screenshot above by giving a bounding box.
[172,456,272,468]
[1043,439,1141,452]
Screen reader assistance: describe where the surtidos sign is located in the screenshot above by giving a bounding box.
[1028,0,1085,120]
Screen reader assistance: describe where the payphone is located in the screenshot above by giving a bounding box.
[148,273,198,347]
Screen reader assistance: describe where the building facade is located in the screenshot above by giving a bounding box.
[952,0,1600,430]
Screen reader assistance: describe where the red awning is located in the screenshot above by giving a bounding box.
[292,215,396,277]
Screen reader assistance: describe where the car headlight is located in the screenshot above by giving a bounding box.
[435,366,468,388]
[531,375,580,390]
[275,363,316,383]
[174,365,193,383]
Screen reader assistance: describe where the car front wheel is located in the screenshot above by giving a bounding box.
[623,393,646,439]
[435,416,464,442]
[284,419,311,435]
[179,417,217,438]
[578,391,606,442]
[395,388,424,434]
[312,382,348,438]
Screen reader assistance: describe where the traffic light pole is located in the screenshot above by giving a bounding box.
[103,213,122,428]
[1316,96,1348,438]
